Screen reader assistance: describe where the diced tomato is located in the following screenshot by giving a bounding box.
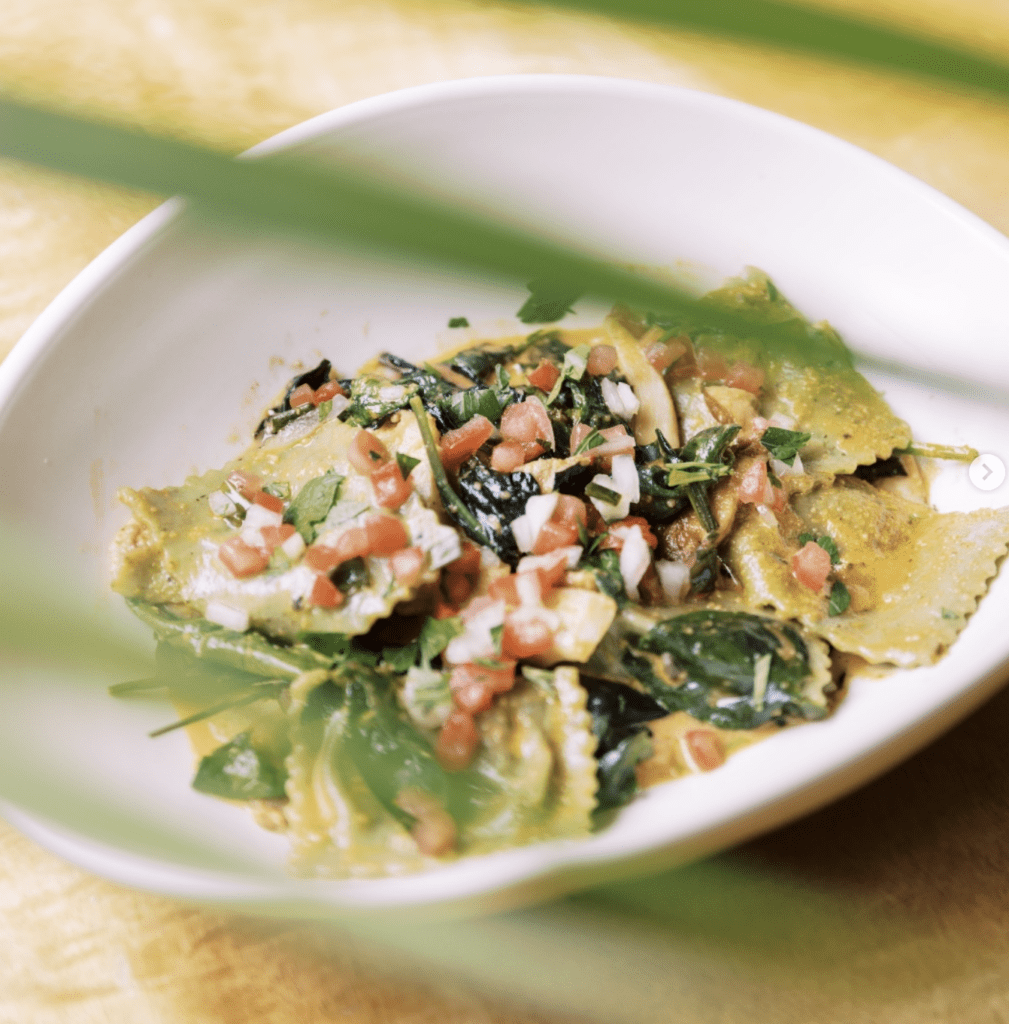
[587,344,618,376]
[737,460,770,505]
[289,383,315,408]
[569,423,592,456]
[553,494,588,529]
[348,430,391,476]
[439,414,494,473]
[490,440,544,472]
[226,470,261,500]
[684,730,725,771]
[436,711,480,771]
[724,361,765,395]
[309,574,343,608]
[501,613,554,658]
[646,336,688,372]
[434,600,460,619]
[447,541,482,577]
[304,543,342,573]
[390,546,425,586]
[363,513,409,555]
[371,460,414,509]
[218,536,270,577]
[450,661,517,714]
[456,661,516,691]
[593,424,636,459]
[312,380,345,404]
[488,574,521,606]
[252,490,285,515]
[499,396,554,448]
[697,348,729,381]
[442,573,473,607]
[792,541,832,592]
[331,525,372,563]
[599,516,659,551]
[532,519,579,555]
[260,523,296,550]
[528,360,561,392]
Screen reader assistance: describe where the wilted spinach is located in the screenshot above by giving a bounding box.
[581,677,667,810]
[193,730,288,800]
[452,458,542,564]
[623,609,826,729]
[284,469,342,542]
[255,359,332,438]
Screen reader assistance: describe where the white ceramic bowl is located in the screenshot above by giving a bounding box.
[3,75,1009,918]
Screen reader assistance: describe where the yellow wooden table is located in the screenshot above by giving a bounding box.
[5,2,1009,1021]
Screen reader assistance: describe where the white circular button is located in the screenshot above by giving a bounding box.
[969,453,1006,491]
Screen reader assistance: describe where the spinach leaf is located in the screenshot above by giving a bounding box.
[452,458,541,564]
[341,374,420,427]
[192,731,287,800]
[332,556,370,594]
[441,386,503,428]
[579,548,627,606]
[301,678,347,724]
[284,469,342,542]
[624,610,826,729]
[448,345,515,384]
[254,359,332,439]
[596,731,653,811]
[517,279,582,324]
[853,455,907,482]
[828,580,851,616]
[761,426,811,466]
[128,600,332,678]
[342,677,452,828]
[581,677,667,811]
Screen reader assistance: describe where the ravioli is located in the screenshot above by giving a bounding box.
[108,270,1009,880]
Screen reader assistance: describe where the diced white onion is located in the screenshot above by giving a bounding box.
[756,504,779,530]
[208,490,238,518]
[204,601,249,633]
[244,503,283,531]
[515,571,544,606]
[444,600,506,664]
[771,455,804,478]
[618,525,650,601]
[281,531,305,560]
[401,667,453,729]
[329,394,351,417]
[600,377,640,420]
[517,545,583,574]
[616,381,640,418]
[240,527,270,550]
[510,492,560,553]
[655,560,690,602]
[588,454,640,523]
[611,455,640,504]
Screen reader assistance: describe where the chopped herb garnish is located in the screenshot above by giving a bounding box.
[761,426,812,466]
[448,317,470,328]
[396,452,421,478]
[586,481,622,506]
[262,481,291,500]
[192,730,288,800]
[573,429,606,455]
[828,580,851,616]
[284,470,343,542]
